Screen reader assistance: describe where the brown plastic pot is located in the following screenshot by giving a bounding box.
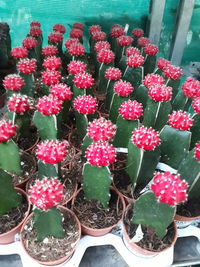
[0,188,31,245]
[20,206,81,266]
[72,186,126,237]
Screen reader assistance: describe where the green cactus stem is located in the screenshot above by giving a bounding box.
[81,136,93,157]
[83,163,112,208]
[115,46,125,66]
[143,55,156,76]
[123,66,143,91]
[109,94,128,124]
[166,79,180,102]
[113,115,139,148]
[38,160,60,180]
[159,125,191,169]
[105,80,116,109]
[172,92,192,111]
[75,111,88,139]
[133,84,148,109]
[98,63,113,92]
[190,114,200,149]
[118,55,127,74]
[33,207,64,241]
[8,111,31,138]
[73,85,85,99]
[20,73,34,97]
[143,99,172,131]
[131,192,175,239]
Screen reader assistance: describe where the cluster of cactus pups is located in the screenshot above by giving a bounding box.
[0,19,200,249]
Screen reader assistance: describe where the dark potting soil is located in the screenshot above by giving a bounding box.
[124,204,176,252]
[73,189,124,229]
[176,199,200,218]
[21,208,80,262]
[0,196,28,235]
[17,129,38,152]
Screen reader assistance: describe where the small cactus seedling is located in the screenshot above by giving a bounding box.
[131,28,144,46]
[42,45,58,57]
[127,126,161,190]
[83,141,116,208]
[53,24,66,34]
[154,57,170,75]
[159,110,193,169]
[113,100,143,148]
[43,56,62,71]
[143,44,158,76]
[67,60,87,86]
[48,32,63,58]
[109,25,124,53]
[29,177,65,241]
[70,28,83,42]
[3,74,25,99]
[22,36,37,59]
[115,35,133,65]
[68,43,86,61]
[73,72,94,98]
[190,97,200,148]
[41,70,61,95]
[11,47,28,60]
[118,47,140,74]
[131,172,188,239]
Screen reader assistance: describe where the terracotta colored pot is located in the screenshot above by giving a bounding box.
[20,206,81,266]
[175,213,200,228]
[72,186,126,237]
[0,188,31,245]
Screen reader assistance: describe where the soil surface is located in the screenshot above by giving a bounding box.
[17,128,38,152]
[176,199,200,218]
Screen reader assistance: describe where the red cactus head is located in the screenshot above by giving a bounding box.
[53,24,66,34]
[192,97,200,114]
[30,26,42,37]
[68,43,85,57]
[0,120,17,143]
[42,45,58,57]
[144,44,158,56]
[132,126,160,150]
[17,58,37,74]
[65,38,80,49]
[50,83,73,101]
[156,58,171,70]
[137,37,151,47]
[41,70,61,86]
[110,26,124,38]
[114,80,133,97]
[97,49,115,64]
[164,64,182,80]
[148,84,172,102]
[89,25,102,35]
[48,32,63,43]
[29,177,64,210]
[7,94,31,114]
[36,95,62,115]
[132,28,144,38]
[87,117,116,142]
[126,55,144,68]
[22,37,37,49]
[143,73,165,88]
[86,141,116,167]
[151,172,188,206]
[105,67,122,81]
[30,21,41,27]
[70,28,83,39]
[94,41,111,53]
[36,140,69,164]
[168,111,193,131]
[182,77,200,99]
[195,143,200,161]
[73,95,97,114]
[3,74,24,91]
[73,22,84,31]
[67,60,87,75]
[117,35,133,47]
[119,99,143,120]
[43,56,61,70]
[74,72,94,89]
[126,47,140,57]
[11,47,28,59]
[91,31,106,42]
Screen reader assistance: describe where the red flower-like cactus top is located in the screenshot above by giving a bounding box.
[91,31,106,42]
[87,117,116,142]
[105,67,122,81]
[132,126,160,150]
[114,80,133,97]
[110,26,124,38]
[67,60,87,75]
[11,47,28,59]
[97,49,115,64]
[65,38,80,49]
[192,97,200,114]
[94,41,111,53]
[43,56,61,70]
[143,73,165,88]
[36,95,62,115]
[126,55,144,68]
[7,94,31,114]
[68,43,85,57]
[168,110,194,131]
[48,32,63,43]
[50,83,73,101]
[164,64,182,80]
[29,178,64,210]
[73,22,84,31]
[137,37,151,47]
[0,120,17,143]
[117,35,133,47]
[36,140,69,164]
[73,95,97,114]
[156,58,171,70]
[132,28,144,38]
[182,77,200,99]
[195,143,200,161]
[53,24,66,34]
[126,47,140,57]
[42,45,58,57]
[144,44,158,56]
[30,21,41,27]
[22,37,37,49]
[89,25,102,34]
[70,28,83,39]
[41,70,61,86]
[151,172,188,206]
[119,99,143,120]
[17,58,37,74]
[148,84,172,102]
[3,74,24,91]
[74,72,94,89]
[30,26,42,37]
[86,141,116,167]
